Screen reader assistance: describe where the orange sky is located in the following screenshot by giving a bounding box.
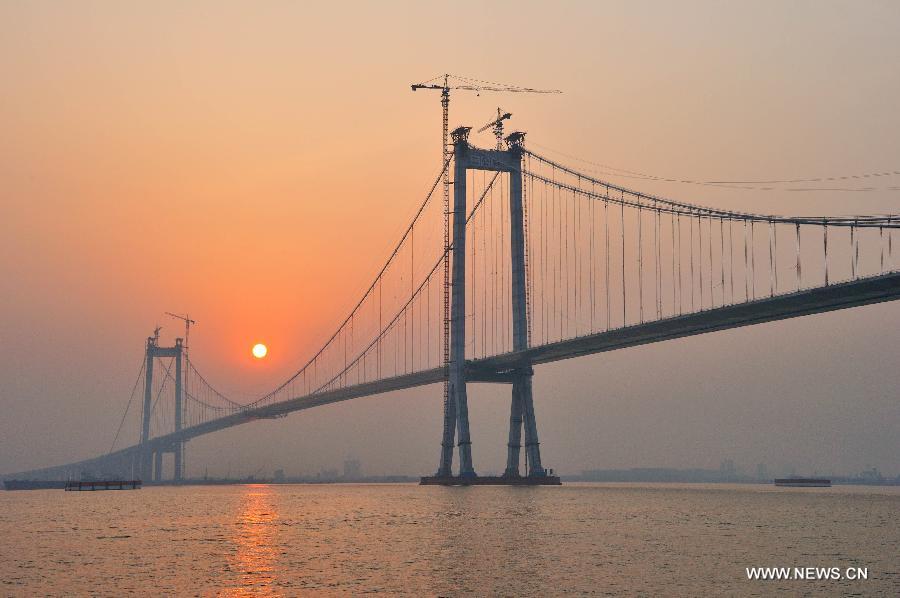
[2,1,899,476]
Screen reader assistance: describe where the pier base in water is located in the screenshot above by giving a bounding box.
[420,475,561,486]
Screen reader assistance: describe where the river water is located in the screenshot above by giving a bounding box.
[1,483,897,596]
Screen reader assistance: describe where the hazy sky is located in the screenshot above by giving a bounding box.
[2,1,899,478]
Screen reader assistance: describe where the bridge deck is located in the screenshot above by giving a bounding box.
[475,271,900,373]
[6,272,899,481]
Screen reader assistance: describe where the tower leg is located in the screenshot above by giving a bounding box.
[520,375,545,476]
[174,340,183,481]
[153,450,163,482]
[504,380,525,476]
[141,451,153,481]
[140,337,155,481]
[437,390,457,476]
[506,149,545,476]
[174,444,183,482]
[451,135,475,477]
[454,382,475,476]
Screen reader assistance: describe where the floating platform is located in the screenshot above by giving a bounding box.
[420,475,561,486]
[3,480,67,491]
[65,480,142,491]
[774,478,831,488]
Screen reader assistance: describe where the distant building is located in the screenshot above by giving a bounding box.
[720,459,736,477]
[756,463,768,481]
[343,458,361,480]
[273,468,285,482]
[317,468,338,480]
[859,467,884,482]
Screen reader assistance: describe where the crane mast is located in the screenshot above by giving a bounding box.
[478,108,513,149]
[411,76,453,456]
[165,312,195,353]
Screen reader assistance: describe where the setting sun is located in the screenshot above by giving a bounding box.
[251,343,267,359]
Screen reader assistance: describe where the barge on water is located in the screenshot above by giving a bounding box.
[774,478,831,488]
[65,480,142,491]
[3,480,67,491]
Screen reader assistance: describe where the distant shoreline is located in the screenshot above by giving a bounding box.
[132,476,899,488]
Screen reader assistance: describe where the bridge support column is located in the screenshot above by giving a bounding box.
[449,130,475,477]
[437,388,457,476]
[519,374,544,476]
[140,336,155,481]
[505,380,524,476]
[173,339,184,482]
[504,140,545,477]
[153,450,163,482]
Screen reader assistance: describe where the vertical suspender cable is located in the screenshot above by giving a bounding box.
[481,172,488,353]
[890,221,894,269]
[638,205,643,323]
[656,205,662,318]
[750,221,755,300]
[719,218,725,307]
[690,215,696,311]
[796,223,802,290]
[502,173,507,351]
[699,216,704,310]
[729,219,734,304]
[621,193,626,327]
[708,216,713,306]
[557,176,562,339]
[605,190,610,329]
[677,214,683,315]
[574,186,578,336]
[488,172,498,355]
[542,174,547,344]
[743,221,749,301]
[590,181,595,332]
[769,221,775,297]
[671,212,676,316]
[526,169,533,347]
[472,174,477,358]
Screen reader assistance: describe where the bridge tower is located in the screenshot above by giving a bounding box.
[430,127,550,482]
[140,336,185,482]
[502,132,545,478]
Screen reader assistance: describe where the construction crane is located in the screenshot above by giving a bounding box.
[165,312,195,351]
[478,108,513,149]
[409,75,560,452]
[410,74,561,162]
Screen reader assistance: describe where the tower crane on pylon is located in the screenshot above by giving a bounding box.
[409,74,561,444]
[165,312,195,353]
[410,74,561,166]
[478,108,513,149]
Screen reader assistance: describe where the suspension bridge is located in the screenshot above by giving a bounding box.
[6,127,900,484]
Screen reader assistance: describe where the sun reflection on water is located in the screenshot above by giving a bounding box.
[224,485,280,596]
